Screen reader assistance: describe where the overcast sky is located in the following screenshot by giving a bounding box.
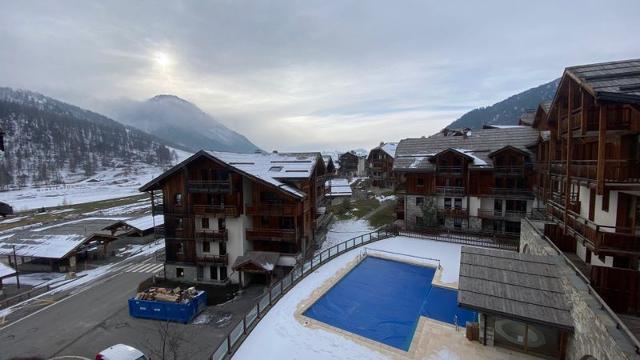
[1,1,638,151]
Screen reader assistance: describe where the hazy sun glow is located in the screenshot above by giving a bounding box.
[153,51,172,68]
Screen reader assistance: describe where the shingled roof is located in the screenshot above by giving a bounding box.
[565,58,640,104]
[457,246,573,330]
[393,127,539,171]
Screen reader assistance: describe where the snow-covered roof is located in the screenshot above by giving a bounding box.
[0,261,16,279]
[371,142,398,158]
[123,214,164,232]
[0,217,123,259]
[208,151,319,198]
[232,251,280,272]
[326,178,352,197]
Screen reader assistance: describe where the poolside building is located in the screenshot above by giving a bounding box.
[139,150,329,286]
[458,246,573,359]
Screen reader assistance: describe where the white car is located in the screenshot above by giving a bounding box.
[96,344,149,360]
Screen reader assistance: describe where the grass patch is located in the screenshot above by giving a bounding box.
[331,197,380,220]
[368,200,397,228]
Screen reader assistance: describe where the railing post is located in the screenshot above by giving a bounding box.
[269,287,272,305]
[227,335,232,355]
[257,301,261,318]
[243,317,247,334]
[280,280,284,294]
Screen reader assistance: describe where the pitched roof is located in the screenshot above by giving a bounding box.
[457,246,573,330]
[518,110,536,126]
[140,150,320,199]
[0,261,16,279]
[232,251,280,272]
[370,142,398,158]
[393,127,539,171]
[565,58,640,104]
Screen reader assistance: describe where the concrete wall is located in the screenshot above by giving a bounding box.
[165,263,198,283]
[520,219,637,360]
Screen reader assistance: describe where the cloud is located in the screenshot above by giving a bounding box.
[1,0,639,151]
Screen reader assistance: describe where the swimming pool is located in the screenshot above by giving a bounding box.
[303,256,476,351]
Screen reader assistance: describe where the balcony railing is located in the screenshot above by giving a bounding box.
[435,186,465,196]
[196,254,228,264]
[246,202,298,217]
[437,207,468,217]
[246,228,298,243]
[549,207,640,254]
[152,203,164,215]
[188,180,232,194]
[195,230,228,242]
[436,166,463,174]
[493,166,526,176]
[478,209,528,220]
[490,188,533,197]
[193,204,239,217]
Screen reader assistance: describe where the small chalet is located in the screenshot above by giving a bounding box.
[367,142,398,188]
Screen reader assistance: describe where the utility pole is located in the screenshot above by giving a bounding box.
[13,245,20,289]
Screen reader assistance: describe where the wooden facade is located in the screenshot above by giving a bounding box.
[338,152,359,177]
[140,151,326,285]
[367,146,395,188]
[532,60,640,314]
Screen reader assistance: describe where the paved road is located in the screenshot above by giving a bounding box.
[0,257,265,360]
[0,271,150,359]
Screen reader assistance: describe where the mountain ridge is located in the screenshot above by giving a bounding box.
[448,78,560,129]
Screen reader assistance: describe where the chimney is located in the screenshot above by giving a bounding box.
[380,142,384,147]
[272,150,278,154]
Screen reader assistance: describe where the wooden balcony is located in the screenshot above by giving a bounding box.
[193,204,239,217]
[490,187,533,198]
[246,228,298,243]
[551,209,640,255]
[478,209,528,220]
[437,207,468,217]
[195,230,228,242]
[246,203,299,217]
[553,160,640,183]
[196,254,228,264]
[187,180,231,194]
[435,186,465,196]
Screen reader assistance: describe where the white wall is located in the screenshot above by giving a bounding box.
[594,190,618,228]
[468,196,481,216]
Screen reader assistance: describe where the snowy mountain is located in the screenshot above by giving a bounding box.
[108,95,260,153]
[0,87,184,189]
[448,78,560,129]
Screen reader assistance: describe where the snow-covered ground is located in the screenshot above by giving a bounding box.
[319,219,373,253]
[235,236,463,360]
[0,149,190,212]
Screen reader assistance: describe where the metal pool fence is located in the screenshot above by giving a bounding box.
[210,227,398,360]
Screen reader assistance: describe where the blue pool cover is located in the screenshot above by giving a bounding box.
[303,256,476,351]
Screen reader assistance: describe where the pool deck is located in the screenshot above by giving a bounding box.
[295,253,534,360]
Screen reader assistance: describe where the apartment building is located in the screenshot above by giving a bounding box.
[367,142,397,188]
[393,127,540,235]
[531,58,640,313]
[140,150,328,286]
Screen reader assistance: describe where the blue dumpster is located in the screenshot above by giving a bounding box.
[128,291,207,324]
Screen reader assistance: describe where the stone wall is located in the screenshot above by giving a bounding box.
[520,219,638,360]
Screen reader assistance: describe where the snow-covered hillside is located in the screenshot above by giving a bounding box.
[2,148,191,211]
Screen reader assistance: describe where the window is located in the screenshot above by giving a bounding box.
[175,193,183,206]
[416,197,424,206]
[444,198,452,209]
[201,217,210,229]
[453,218,462,228]
[202,241,211,253]
[219,241,227,255]
[454,198,462,209]
[280,216,294,229]
[220,266,228,280]
[218,218,226,230]
[176,242,184,254]
[210,266,218,280]
[176,217,183,229]
[417,178,425,187]
[176,267,184,278]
